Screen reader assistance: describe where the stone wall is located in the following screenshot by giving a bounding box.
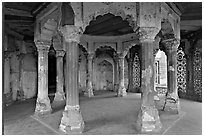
[3,33,37,106]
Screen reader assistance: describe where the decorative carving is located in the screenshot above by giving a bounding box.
[177,48,186,94]
[58,25,82,43]
[34,97,52,116]
[59,105,84,133]
[136,105,162,133]
[193,47,202,97]
[161,38,180,53]
[56,50,65,57]
[133,53,140,89]
[82,3,138,32]
[35,40,51,52]
[137,27,160,42]
[141,65,153,89]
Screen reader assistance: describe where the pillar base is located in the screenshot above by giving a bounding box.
[118,86,127,97]
[136,105,162,133]
[34,98,52,116]
[163,93,180,114]
[54,92,65,102]
[59,105,84,134]
[84,88,94,97]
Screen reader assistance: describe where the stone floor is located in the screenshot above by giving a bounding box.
[3,91,202,135]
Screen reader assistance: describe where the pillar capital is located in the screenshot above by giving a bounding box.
[56,50,65,57]
[35,40,51,52]
[161,38,180,54]
[117,52,125,59]
[58,25,82,43]
[137,27,160,42]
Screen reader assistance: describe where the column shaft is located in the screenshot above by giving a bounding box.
[118,56,127,97]
[84,54,94,97]
[163,38,180,113]
[54,50,65,101]
[136,28,162,133]
[59,25,84,134]
[34,41,52,116]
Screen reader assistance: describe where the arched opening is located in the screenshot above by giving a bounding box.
[155,50,167,94]
[83,13,134,36]
[93,46,116,93]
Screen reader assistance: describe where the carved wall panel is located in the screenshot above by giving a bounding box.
[177,48,187,94]
[133,53,140,89]
[193,47,202,97]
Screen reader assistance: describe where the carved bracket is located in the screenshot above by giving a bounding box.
[58,25,82,43]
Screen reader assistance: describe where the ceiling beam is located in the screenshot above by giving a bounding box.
[4,7,33,17]
[5,15,35,21]
[31,2,51,16]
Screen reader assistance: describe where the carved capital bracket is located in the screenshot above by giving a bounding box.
[137,27,160,42]
[56,50,65,57]
[35,40,51,52]
[161,38,180,54]
[58,25,82,43]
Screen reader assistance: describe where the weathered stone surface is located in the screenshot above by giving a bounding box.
[84,53,94,97]
[35,40,52,116]
[54,92,65,101]
[136,105,162,133]
[59,105,84,134]
[163,92,180,114]
[21,71,37,99]
[34,98,52,116]
[162,38,180,113]
[54,50,65,102]
[117,55,127,97]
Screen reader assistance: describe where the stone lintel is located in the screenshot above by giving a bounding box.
[59,105,84,134]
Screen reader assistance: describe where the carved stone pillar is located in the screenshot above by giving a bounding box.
[58,25,84,134]
[136,27,162,133]
[54,50,65,101]
[128,57,133,92]
[117,54,127,97]
[84,53,94,97]
[113,56,119,92]
[162,38,180,113]
[34,41,52,116]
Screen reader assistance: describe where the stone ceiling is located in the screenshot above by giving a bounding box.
[3,2,202,40]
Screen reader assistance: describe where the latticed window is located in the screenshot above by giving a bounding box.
[193,47,202,97]
[133,53,140,89]
[177,48,187,93]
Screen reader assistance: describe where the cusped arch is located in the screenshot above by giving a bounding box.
[94,44,117,54]
[71,2,137,32]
